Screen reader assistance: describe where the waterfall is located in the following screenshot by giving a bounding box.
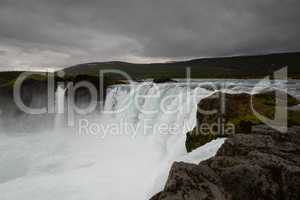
[54,84,66,129]
[2,80,296,200]
[99,83,224,196]
[103,83,215,159]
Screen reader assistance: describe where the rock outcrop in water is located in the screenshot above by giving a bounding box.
[186,91,300,152]
[151,125,300,200]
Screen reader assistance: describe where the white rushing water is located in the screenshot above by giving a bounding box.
[54,84,66,130]
[0,80,299,200]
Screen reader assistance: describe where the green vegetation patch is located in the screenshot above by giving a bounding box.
[186,91,300,152]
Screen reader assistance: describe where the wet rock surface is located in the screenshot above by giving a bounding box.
[152,125,300,200]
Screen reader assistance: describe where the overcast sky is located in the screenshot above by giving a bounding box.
[0,0,299,70]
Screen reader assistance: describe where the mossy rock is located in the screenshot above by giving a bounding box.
[186,129,218,153]
[288,110,300,126]
[186,90,300,152]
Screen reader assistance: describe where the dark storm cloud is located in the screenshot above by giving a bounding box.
[0,0,299,70]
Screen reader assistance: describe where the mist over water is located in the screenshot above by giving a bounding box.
[0,80,299,200]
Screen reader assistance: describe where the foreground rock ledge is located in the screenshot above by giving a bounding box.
[151,125,300,200]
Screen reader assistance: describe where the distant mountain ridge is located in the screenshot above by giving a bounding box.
[1,52,300,80]
[63,52,300,79]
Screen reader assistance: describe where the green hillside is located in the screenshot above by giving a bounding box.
[63,52,300,79]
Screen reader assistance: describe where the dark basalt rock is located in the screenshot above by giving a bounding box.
[153,78,177,84]
[152,125,300,200]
